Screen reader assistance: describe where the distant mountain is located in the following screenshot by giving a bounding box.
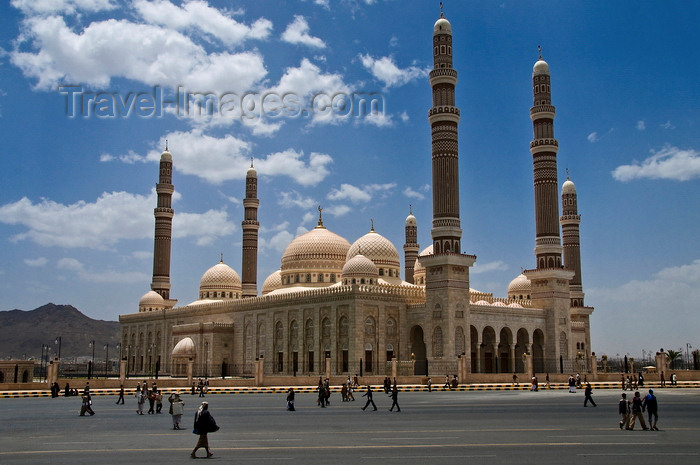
[0,303,120,360]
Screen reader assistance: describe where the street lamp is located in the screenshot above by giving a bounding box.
[104,344,109,378]
[55,336,62,360]
[88,340,95,379]
[687,343,692,370]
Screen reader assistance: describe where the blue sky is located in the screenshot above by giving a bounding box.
[0,0,698,359]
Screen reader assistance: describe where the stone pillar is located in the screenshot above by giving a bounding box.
[325,357,331,381]
[391,358,397,381]
[590,353,598,381]
[187,358,194,386]
[46,361,54,388]
[525,353,534,380]
[457,355,465,384]
[120,359,127,384]
[510,346,516,373]
[475,346,481,374]
[655,351,669,373]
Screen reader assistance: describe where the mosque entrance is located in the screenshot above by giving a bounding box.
[410,325,427,375]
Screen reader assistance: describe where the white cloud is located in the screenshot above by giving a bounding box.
[327,182,396,204]
[399,111,409,122]
[260,229,295,254]
[24,257,48,267]
[660,121,674,129]
[133,0,272,46]
[636,120,646,131]
[0,189,237,249]
[589,259,700,356]
[612,145,700,182]
[281,15,325,48]
[57,257,149,283]
[257,149,333,187]
[132,251,152,260]
[278,191,317,209]
[11,15,267,91]
[587,132,598,142]
[403,186,425,200]
[11,0,116,15]
[362,111,393,127]
[471,260,508,274]
[325,204,352,217]
[358,54,429,88]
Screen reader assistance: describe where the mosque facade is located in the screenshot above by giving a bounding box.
[119,12,594,379]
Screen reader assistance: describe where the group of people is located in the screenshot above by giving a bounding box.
[621,373,645,390]
[135,381,163,415]
[619,389,659,431]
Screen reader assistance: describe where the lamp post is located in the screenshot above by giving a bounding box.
[88,340,95,379]
[55,336,62,360]
[104,344,109,378]
[687,343,692,370]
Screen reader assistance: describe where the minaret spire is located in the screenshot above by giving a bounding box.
[241,161,260,298]
[561,175,584,307]
[403,206,419,284]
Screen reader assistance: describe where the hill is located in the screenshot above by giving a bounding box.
[0,303,120,360]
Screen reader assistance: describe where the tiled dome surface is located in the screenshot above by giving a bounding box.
[199,262,242,291]
[346,230,400,267]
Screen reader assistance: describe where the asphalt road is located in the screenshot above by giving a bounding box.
[2,387,699,465]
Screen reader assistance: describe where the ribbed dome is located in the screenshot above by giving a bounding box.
[507,273,531,299]
[347,229,400,268]
[261,269,282,295]
[342,254,379,278]
[199,261,242,298]
[281,226,351,274]
[533,58,549,76]
[138,290,165,312]
[412,245,433,286]
[562,178,576,194]
[172,337,195,358]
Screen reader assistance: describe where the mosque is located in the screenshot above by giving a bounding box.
[119,11,594,380]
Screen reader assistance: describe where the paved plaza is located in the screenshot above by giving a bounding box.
[2,387,699,465]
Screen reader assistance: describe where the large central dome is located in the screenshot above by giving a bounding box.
[280,224,351,286]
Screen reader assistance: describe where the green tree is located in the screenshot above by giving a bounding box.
[667,349,682,369]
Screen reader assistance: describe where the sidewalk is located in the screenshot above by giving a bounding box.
[2,381,698,398]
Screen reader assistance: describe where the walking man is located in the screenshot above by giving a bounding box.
[627,391,648,430]
[583,382,597,407]
[191,402,218,458]
[389,385,401,412]
[643,389,659,431]
[361,385,377,411]
[618,393,630,429]
[116,385,125,404]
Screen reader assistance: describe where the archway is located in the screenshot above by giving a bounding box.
[410,325,427,375]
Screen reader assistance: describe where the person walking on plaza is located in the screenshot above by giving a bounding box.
[169,392,184,429]
[583,383,597,407]
[627,391,648,430]
[660,371,666,387]
[116,384,125,404]
[361,385,377,411]
[136,384,145,415]
[643,389,659,431]
[427,377,432,392]
[286,388,296,411]
[545,373,550,389]
[618,393,630,429]
[389,385,401,412]
[79,392,95,416]
[147,386,156,414]
[191,402,218,459]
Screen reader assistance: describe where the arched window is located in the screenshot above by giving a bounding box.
[455,326,465,356]
[305,319,314,340]
[386,318,396,336]
[290,320,298,339]
[339,316,349,336]
[322,318,331,337]
[433,326,444,357]
[365,317,375,336]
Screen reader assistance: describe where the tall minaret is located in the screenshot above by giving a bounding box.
[241,159,259,298]
[420,9,475,367]
[151,143,174,303]
[428,11,462,254]
[529,50,563,269]
[403,206,419,284]
[561,173,584,307]
[524,52,574,369]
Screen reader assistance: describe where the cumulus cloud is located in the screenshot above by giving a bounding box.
[278,191,317,209]
[11,0,116,15]
[403,186,425,200]
[589,259,700,355]
[471,260,508,274]
[24,257,48,267]
[57,257,149,283]
[660,121,674,129]
[327,182,396,203]
[133,0,272,46]
[0,189,237,249]
[611,145,700,182]
[358,54,429,88]
[587,132,598,142]
[636,120,646,131]
[11,15,267,91]
[281,15,325,48]
[260,229,295,254]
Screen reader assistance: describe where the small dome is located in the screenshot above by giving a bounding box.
[261,270,282,295]
[405,213,416,227]
[474,300,490,306]
[280,224,351,286]
[507,302,524,308]
[199,261,242,299]
[507,273,531,299]
[247,165,257,178]
[434,16,451,35]
[172,337,195,358]
[343,254,379,279]
[160,147,172,162]
[533,58,549,76]
[492,301,507,307]
[562,178,576,195]
[347,229,400,268]
[138,290,165,312]
[412,244,433,286]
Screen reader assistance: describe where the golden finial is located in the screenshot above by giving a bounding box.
[219,253,224,263]
[566,167,570,180]
[317,205,324,227]
[165,139,168,151]
[250,157,254,168]
[538,45,543,60]
[409,204,413,215]
[370,218,375,232]
[440,2,444,18]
